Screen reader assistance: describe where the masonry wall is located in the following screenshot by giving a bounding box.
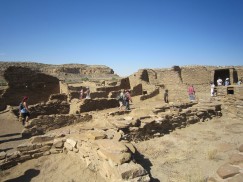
[180,66,211,85]
[153,68,182,85]
[2,66,60,106]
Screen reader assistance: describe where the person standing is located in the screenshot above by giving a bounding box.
[217,77,223,86]
[164,89,169,103]
[80,87,84,100]
[124,90,132,110]
[210,81,215,96]
[188,85,196,101]
[118,90,125,110]
[225,78,230,86]
[85,87,91,99]
[19,96,30,126]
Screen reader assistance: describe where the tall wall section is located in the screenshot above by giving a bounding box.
[130,66,243,102]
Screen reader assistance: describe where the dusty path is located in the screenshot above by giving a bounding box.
[0,110,27,154]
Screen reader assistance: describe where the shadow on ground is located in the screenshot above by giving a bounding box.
[3,169,40,182]
[134,151,160,182]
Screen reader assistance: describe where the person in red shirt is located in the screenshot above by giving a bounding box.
[188,85,196,101]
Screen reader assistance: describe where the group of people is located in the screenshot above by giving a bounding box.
[216,77,230,86]
[117,89,132,111]
[79,87,91,100]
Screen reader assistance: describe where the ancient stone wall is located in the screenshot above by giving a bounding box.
[235,67,243,81]
[22,114,92,137]
[79,99,119,113]
[131,84,143,96]
[12,94,69,118]
[108,102,221,142]
[0,133,150,182]
[153,68,182,85]
[1,66,60,107]
[140,88,159,101]
[180,66,211,85]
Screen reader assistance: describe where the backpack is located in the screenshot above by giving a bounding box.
[19,102,24,111]
[116,95,123,101]
[123,93,129,101]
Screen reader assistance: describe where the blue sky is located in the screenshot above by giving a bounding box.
[0,0,243,76]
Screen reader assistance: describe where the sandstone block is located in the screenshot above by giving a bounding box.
[66,138,77,148]
[229,154,243,165]
[96,139,128,153]
[7,151,20,160]
[0,151,6,160]
[53,139,64,148]
[86,130,106,140]
[64,142,73,151]
[217,164,239,179]
[99,160,119,180]
[32,152,43,158]
[50,149,61,154]
[117,162,147,180]
[113,132,122,141]
[239,144,243,152]
[98,149,131,165]
[124,143,136,154]
[31,135,55,143]
[227,173,243,182]
[17,144,35,152]
[110,119,132,129]
[43,151,51,156]
[17,154,32,162]
[129,174,150,182]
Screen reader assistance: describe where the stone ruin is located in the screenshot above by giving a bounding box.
[0,62,243,181]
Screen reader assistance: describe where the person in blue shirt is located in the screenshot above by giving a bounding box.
[19,96,30,126]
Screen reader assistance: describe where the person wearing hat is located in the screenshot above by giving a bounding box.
[225,78,230,86]
[19,96,31,126]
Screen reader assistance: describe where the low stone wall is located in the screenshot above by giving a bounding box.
[22,114,92,137]
[0,132,150,182]
[108,102,222,142]
[12,94,69,118]
[80,98,119,113]
[140,88,159,100]
[69,91,108,100]
[97,86,121,93]
[132,84,143,96]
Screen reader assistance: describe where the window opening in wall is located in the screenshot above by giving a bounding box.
[214,69,230,85]
[227,87,234,94]
[143,90,147,95]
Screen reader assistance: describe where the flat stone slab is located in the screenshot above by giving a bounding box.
[117,162,147,180]
[239,144,243,152]
[217,164,239,179]
[0,151,6,160]
[86,130,106,140]
[227,173,243,182]
[96,139,128,153]
[229,154,243,165]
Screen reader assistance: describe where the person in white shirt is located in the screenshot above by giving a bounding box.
[225,78,230,86]
[210,81,215,96]
[217,77,223,86]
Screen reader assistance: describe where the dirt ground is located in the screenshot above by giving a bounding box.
[0,96,243,182]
